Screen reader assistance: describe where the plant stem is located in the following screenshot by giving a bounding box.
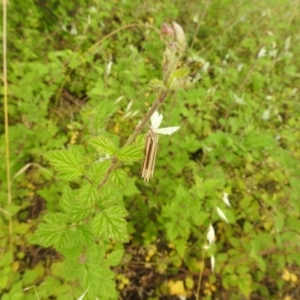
[2,0,13,254]
[196,249,205,300]
[125,91,168,146]
[97,90,169,189]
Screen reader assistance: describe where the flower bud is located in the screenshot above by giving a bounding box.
[161,22,186,52]
[161,23,174,37]
[171,22,186,51]
[161,22,186,84]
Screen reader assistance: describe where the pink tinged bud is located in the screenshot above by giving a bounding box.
[161,23,174,37]
[161,22,186,51]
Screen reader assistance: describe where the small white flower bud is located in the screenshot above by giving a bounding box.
[172,22,186,52]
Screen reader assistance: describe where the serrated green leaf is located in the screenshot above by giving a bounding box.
[64,257,85,281]
[75,224,95,246]
[110,169,127,189]
[98,185,117,205]
[79,184,99,207]
[60,187,95,222]
[29,213,70,248]
[92,205,128,242]
[116,143,144,162]
[44,149,84,181]
[105,249,124,266]
[60,246,82,259]
[89,136,116,156]
[148,78,166,89]
[60,186,74,213]
[83,263,116,298]
[172,67,190,79]
[88,161,110,183]
[69,204,93,222]
[167,67,191,90]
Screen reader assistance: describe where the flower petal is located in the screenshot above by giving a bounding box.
[77,286,89,300]
[154,126,180,135]
[151,111,163,130]
[216,207,229,223]
[207,224,215,245]
[223,193,231,207]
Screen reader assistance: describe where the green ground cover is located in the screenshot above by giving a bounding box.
[1,1,300,299]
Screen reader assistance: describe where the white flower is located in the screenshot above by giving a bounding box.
[257,47,267,59]
[223,192,231,207]
[97,153,111,162]
[207,224,215,246]
[216,207,229,223]
[150,111,180,135]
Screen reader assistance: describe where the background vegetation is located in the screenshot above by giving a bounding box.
[1,0,300,299]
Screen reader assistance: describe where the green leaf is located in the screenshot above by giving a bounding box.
[75,224,95,246]
[60,187,74,213]
[105,249,124,266]
[68,204,93,223]
[64,257,85,281]
[98,185,117,205]
[148,78,166,90]
[173,238,187,258]
[116,143,144,162]
[79,184,99,207]
[92,205,128,242]
[110,169,127,189]
[60,187,95,222]
[238,273,252,297]
[23,265,44,285]
[29,213,70,249]
[3,204,22,217]
[0,251,13,267]
[167,67,190,89]
[60,246,82,260]
[83,263,117,298]
[88,161,110,183]
[89,136,117,156]
[123,178,140,196]
[172,67,190,79]
[44,149,84,181]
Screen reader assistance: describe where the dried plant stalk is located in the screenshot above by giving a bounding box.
[141,130,159,182]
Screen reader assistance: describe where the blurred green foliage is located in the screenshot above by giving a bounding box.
[1,0,300,299]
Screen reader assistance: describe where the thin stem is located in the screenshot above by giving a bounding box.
[97,91,169,189]
[190,0,210,50]
[96,22,186,189]
[125,91,168,146]
[196,249,205,300]
[97,157,118,189]
[24,285,40,300]
[55,23,160,105]
[86,23,160,55]
[2,0,13,253]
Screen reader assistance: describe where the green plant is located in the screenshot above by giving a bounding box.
[29,22,190,299]
[2,1,300,299]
